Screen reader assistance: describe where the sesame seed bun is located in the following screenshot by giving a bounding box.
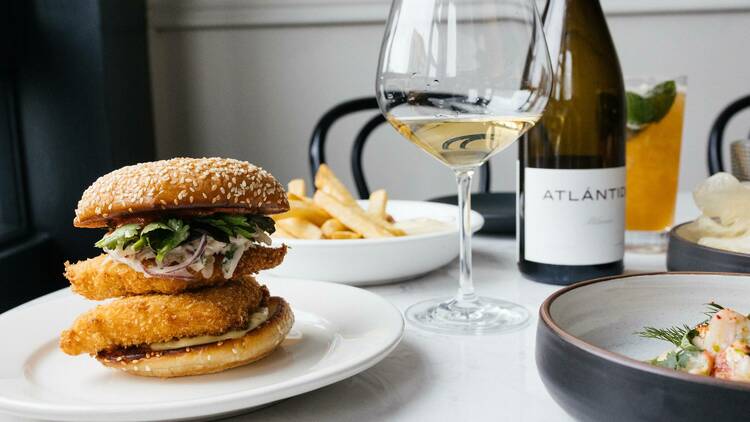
[74,157,289,228]
[96,297,294,378]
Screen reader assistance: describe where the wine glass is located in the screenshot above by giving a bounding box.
[376,0,552,334]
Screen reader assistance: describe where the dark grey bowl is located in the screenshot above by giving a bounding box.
[667,221,750,273]
[537,272,750,422]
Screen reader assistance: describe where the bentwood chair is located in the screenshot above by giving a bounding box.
[308,97,492,199]
[708,94,750,175]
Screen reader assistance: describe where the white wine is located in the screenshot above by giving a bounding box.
[388,115,539,169]
[518,0,626,285]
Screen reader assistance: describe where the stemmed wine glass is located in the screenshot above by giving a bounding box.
[376,0,552,334]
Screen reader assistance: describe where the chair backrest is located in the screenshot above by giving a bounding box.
[309,97,491,199]
[708,95,750,174]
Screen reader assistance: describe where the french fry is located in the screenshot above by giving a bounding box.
[282,166,407,240]
[287,179,306,197]
[315,164,357,205]
[288,192,314,205]
[367,189,388,219]
[329,230,363,239]
[371,216,407,236]
[365,189,404,235]
[272,225,295,239]
[313,191,393,238]
[276,217,323,239]
[272,199,331,226]
[321,218,347,238]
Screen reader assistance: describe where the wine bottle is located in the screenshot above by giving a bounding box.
[518,0,626,285]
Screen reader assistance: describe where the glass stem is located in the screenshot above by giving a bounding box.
[455,168,477,305]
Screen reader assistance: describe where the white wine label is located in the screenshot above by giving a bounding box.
[523,167,625,265]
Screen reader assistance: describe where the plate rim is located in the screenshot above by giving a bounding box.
[539,271,750,392]
[0,279,405,420]
[276,199,484,246]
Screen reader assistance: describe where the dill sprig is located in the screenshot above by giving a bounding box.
[703,302,724,320]
[638,303,727,347]
[636,324,691,347]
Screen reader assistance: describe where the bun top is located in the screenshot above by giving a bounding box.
[74,157,289,228]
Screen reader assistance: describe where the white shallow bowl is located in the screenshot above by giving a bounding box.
[268,200,484,285]
[0,278,404,422]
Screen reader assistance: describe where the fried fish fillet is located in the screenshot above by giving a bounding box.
[64,244,286,300]
[60,277,267,355]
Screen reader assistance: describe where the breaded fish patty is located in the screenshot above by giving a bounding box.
[60,277,267,355]
[64,245,286,300]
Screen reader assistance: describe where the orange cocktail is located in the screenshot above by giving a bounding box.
[625,77,686,251]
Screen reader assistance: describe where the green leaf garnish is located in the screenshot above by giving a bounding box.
[626,80,676,129]
[131,237,147,251]
[650,348,701,371]
[195,214,276,239]
[651,350,680,370]
[247,215,276,235]
[141,221,171,235]
[94,224,141,249]
[94,214,276,262]
[145,219,191,263]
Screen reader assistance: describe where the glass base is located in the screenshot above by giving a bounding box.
[626,230,669,254]
[405,296,529,335]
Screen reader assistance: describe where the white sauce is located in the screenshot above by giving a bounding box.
[149,307,270,351]
[394,218,454,236]
[105,230,271,279]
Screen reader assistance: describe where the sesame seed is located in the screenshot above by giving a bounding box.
[73,157,281,223]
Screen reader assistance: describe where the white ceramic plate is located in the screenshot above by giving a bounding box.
[0,278,404,421]
[268,200,484,285]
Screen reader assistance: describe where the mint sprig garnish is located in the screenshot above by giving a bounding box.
[626,80,677,130]
[95,214,276,263]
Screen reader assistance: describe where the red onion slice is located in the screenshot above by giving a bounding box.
[143,267,194,280]
[142,234,208,278]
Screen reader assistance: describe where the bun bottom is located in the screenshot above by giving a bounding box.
[97,297,294,378]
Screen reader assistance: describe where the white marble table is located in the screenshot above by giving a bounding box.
[6,193,700,422]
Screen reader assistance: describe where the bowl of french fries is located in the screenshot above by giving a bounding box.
[267,165,483,285]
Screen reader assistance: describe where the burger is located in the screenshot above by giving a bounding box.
[59,157,294,378]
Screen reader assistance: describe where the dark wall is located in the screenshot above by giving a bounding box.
[2,0,155,310]
[15,0,155,261]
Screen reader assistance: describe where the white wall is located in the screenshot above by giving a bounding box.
[149,0,750,199]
